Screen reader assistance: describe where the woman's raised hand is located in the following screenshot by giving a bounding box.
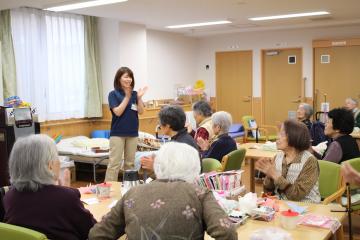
[58,168,71,187]
[255,157,279,179]
[197,137,210,151]
[137,86,148,99]
[124,86,132,99]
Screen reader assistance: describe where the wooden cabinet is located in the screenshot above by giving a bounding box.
[40,104,192,137]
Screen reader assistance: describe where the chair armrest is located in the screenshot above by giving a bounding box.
[221,155,228,172]
[322,186,346,205]
[243,127,269,141]
[260,125,279,134]
[246,127,269,135]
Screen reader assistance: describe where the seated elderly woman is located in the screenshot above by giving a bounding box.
[296,103,313,131]
[189,100,214,144]
[318,108,360,163]
[141,105,198,170]
[89,142,237,240]
[4,134,96,240]
[344,97,360,128]
[297,102,327,146]
[256,120,321,203]
[197,111,237,162]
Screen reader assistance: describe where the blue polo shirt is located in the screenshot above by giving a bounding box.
[108,90,139,137]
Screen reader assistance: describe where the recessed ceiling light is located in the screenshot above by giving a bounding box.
[249,11,330,21]
[166,20,231,29]
[44,0,128,12]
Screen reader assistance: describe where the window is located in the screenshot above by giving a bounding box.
[11,8,85,121]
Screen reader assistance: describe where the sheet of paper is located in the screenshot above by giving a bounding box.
[82,197,99,205]
[108,200,118,209]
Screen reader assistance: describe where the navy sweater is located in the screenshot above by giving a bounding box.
[202,134,237,162]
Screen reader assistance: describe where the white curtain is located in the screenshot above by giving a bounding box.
[11,8,85,121]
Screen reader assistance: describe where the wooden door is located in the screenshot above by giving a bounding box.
[314,45,360,111]
[262,48,303,126]
[216,51,252,123]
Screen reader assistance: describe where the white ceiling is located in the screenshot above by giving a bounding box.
[1,0,360,36]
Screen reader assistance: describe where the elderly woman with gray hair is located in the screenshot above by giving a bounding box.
[197,111,237,162]
[345,97,360,128]
[89,142,237,240]
[3,134,96,240]
[296,103,314,131]
[189,100,214,144]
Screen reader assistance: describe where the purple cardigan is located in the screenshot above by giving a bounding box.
[4,185,96,240]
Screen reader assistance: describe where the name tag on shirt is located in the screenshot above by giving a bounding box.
[131,103,138,111]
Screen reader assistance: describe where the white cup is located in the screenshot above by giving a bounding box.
[96,183,111,199]
[280,210,299,230]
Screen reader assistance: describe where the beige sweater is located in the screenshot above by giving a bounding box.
[88,180,238,240]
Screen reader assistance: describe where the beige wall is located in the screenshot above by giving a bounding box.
[195,24,360,98]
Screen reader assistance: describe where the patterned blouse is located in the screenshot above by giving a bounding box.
[88,180,238,240]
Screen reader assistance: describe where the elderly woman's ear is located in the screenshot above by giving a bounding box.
[48,159,61,180]
[49,159,71,187]
[58,169,71,187]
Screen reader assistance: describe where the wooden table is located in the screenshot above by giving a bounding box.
[205,201,346,240]
[81,181,122,222]
[239,143,278,193]
[81,182,346,240]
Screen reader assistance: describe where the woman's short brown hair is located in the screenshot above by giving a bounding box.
[283,119,311,151]
[113,67,135,91]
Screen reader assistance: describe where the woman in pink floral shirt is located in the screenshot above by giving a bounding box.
[89,142,237,240]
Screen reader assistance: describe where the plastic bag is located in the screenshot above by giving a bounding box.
[250,227,292,240]
[238,192,257,214]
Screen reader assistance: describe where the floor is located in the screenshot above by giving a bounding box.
[71,160,360,239]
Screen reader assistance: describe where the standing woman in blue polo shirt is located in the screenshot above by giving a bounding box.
[105,67,147,181]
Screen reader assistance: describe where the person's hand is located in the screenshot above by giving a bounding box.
[197,137,210,151]
[140,155,155,171]
[255,157,279,180]
[342,162,360,185]
[124,86,132,99]
[137,86,148,99]
[185,122,192,133]
[58,168,71,187]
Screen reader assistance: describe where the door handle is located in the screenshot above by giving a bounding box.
[242,96,252,102]
[291,96,302,103]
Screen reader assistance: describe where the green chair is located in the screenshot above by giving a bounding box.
[341,157,360,212]
[202,158,223,173]
[241,115,278,143]
[0,223,47,240]
[340,157,360,239]
[318,160,345,204]
[221,148,246,172]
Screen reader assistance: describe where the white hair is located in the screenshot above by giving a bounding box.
[299,103,313,119]
[154,142,200,183]
[212,111,232,133]
[9,134,58,191]
[346,97,358,106]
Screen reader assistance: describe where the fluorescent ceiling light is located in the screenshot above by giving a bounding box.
[166,20,231,29]
[249,11,330,21]
[44,0,128,12]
